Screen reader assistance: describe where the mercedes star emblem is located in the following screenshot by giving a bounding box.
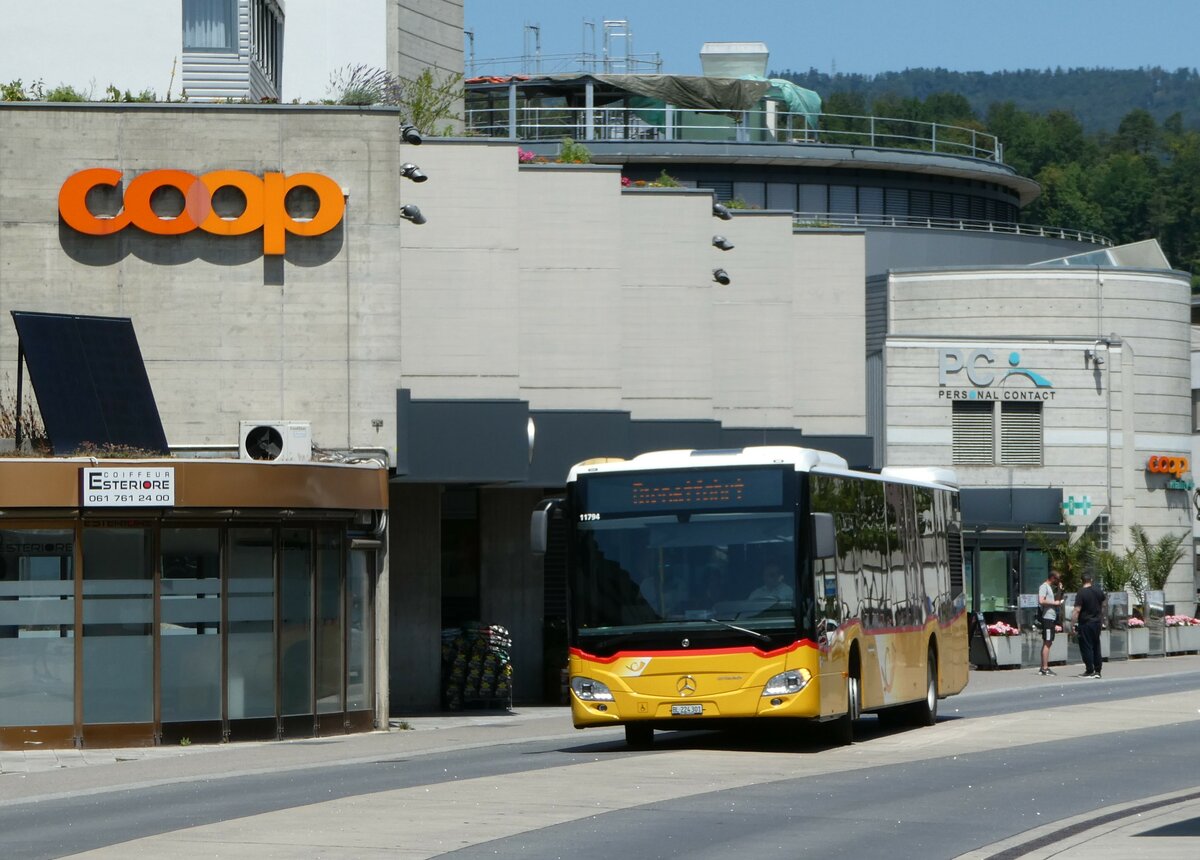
[676,675,697,696]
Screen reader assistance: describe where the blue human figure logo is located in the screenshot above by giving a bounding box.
[1001,352,1052,388]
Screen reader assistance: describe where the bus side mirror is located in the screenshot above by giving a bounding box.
[531,509,550,555]
[530,497,562,555]
[811,512,836,559]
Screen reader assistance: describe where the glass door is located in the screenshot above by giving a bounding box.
[0,526,76,748]
[81,526,155,747]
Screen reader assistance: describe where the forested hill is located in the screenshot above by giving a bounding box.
[772,67,1200,132]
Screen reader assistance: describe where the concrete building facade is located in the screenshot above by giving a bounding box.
[884,265,1196,614]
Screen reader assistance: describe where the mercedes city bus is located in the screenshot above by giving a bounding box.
[531,446,969,748]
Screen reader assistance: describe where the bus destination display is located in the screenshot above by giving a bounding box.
[582,468,784,515]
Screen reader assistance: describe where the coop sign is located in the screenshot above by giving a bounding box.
[59,168,345,255]
[1146,455,1190,479]
[82,467,176,507]
[936,348,1056,401]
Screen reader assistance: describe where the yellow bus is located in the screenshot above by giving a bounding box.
[532,446,969,748]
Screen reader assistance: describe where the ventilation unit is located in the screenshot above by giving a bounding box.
[239,421,313,462]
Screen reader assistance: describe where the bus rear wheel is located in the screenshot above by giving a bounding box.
[625,723,654,750]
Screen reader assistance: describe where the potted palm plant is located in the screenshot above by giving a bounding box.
[1128,525,1187,653]
[1097,547,1142,661]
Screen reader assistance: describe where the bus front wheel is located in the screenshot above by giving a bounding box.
[831,672,860,746]
[909,649,938,727]
[625,723,654,750]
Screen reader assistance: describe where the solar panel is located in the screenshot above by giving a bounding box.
[10,311,169,455]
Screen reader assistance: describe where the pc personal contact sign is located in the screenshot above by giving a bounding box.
[59,168,345,255]
[83,467,175,507]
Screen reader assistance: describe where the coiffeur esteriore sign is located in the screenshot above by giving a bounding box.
[58,168,345,255]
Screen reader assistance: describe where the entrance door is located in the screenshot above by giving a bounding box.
[978,549,1018,614]
[81,526,155,747]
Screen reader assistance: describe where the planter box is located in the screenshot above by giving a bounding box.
[989,635,1022,666]
[1128,628,1148,656]
[1165,625,1200,654]
[1050,636,1067,665]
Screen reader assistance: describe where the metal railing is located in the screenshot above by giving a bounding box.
[791,212,1111,245]
[463,105,1003,162]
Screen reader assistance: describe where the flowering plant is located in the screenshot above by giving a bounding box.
[1165,615,1200,627]
[1127,616,1145,628]
[620,176,632,187]
[986,620,1020,637]
[517,149,537,163]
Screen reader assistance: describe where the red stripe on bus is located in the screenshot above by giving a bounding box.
[570,639,819,663]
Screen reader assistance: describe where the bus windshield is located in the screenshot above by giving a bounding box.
[568,470,801,642]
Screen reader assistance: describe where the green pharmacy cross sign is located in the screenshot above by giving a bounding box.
[1062,495,1092,516]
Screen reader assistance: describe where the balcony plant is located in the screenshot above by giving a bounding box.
[1126,614,1148,656]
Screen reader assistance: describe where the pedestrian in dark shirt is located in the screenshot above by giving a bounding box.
[1072,573,1106,678]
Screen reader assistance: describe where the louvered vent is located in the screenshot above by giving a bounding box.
[1000,402,1043,465]
[952,401,994,464]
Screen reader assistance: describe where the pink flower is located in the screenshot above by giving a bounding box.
[1166,615,1200,627]
[620,176,632,187]
[986,621,1020,637]
[1127,617,1145,628]
[517,149,537,164]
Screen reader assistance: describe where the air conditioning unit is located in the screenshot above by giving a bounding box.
[239,421,313,462]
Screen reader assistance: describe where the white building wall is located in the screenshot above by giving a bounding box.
[285,0,389,102]
[885,267,1194,612]
[0,1,179,99]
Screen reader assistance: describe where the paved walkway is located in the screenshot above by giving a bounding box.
[1,653,1197,859]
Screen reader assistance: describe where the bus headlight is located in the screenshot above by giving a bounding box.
[762,668,812,696]
[571,676,615,702]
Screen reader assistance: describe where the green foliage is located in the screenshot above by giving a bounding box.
[400,67,464,136]
[653,169,680,187]
[104,84,155,103]
[721,198,758,210]
[1031,529,1094,593]
[0,387,50,454]
[45,84,86,102]
[557,136,593,164]
[774,66,1200,134]
[67,441,168,459]
[1096,548,1143,594]
[1127,524,1188,591]
[328,65,463,135]
[2,78,43,101]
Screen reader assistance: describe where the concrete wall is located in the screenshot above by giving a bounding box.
[479,488,546,703]
[885,267,1195,612]
[390,0,465,82]
[389,483,442,712]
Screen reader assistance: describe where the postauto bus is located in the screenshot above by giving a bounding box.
[532,446,969,748]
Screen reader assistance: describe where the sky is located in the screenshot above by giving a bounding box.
[463,1,1200,78]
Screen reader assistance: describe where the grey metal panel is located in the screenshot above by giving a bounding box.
[865,227,1104,281]
[718,427,806,448]
[628,420,723,455]
[961,487,1063,528]
[865,274,888,353]
[394,390,530,483]
[526,410,632,487]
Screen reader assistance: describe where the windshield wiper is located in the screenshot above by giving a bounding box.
[705,617,771,643]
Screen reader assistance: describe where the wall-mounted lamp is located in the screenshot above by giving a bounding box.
[401,163,428,182]
[1085,342,1106,367]
[400,204,427,225]
[712,235,734,251]
[712,268,731,285]
[712,202,733,220]
[401,125,423,145]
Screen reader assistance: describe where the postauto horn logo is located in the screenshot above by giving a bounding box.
[58,168,345,255]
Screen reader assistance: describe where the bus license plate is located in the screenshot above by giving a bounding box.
[671,704,703,716]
